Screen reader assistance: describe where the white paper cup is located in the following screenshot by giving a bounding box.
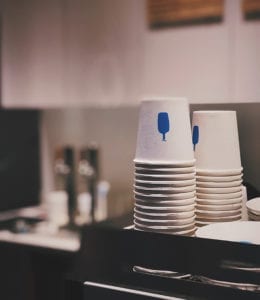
[135,179,196,187]
[134,185,196,194]
[196,180,242,188]
[196,168,243,176]
[241,185,248,221]
[196,174,243,182]
[134,220,195,231]
[135,166,196,174]
[196,203,242,211]
[135,161,195,168]
[248,212,260,221]
[196,209,242,217]
[135,197,196,207]
[196,197,242,205]
[196,191,242,200]
[134,225,196,236]
[196,214,241,222]
[134,215,195,226]
[135,210,195,219]
[134,190,196,200]
[135,203,196,213]
[135,173,196,181]
[246,197,260,216]
[134,98,194,164]
[192,111,241,170]
[196,186,242,194]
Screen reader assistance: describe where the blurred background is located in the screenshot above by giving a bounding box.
[2,0,260,217]
[0,0,260,229]
[0,0,260,299]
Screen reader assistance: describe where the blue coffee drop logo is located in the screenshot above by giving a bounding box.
[192,125,199,151]
[157,112,170,142]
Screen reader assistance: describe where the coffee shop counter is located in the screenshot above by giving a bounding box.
[0,205,80,252]
[0,229,80,252]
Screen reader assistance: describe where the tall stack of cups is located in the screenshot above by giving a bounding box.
[192,111,243,227]
[133,98,196,236]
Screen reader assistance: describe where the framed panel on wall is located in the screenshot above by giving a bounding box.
[147,0,224,28]
[242,0,260,20]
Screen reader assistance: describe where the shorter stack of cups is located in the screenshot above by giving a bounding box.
[192,111,243,227]
[133,98,196,236]
[246,198,260,221]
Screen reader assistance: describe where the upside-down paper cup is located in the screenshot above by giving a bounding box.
[134,98,194,164]
[192,111,241,170]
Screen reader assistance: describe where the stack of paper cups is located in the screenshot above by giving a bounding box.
[192,111,243,227]
[133,97,196,236]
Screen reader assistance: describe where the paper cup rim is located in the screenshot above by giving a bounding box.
[135,204,196,210]
[196,174,243,182]
[134,190,196,198]
[196,187,242,194]
[141,96,187,103]
[196,213,242,220]
[193,110,236,115]
[196,168,243,176]
[135,197,196,205]
[134,215,195,224]
[196,204,242,210]
[134,159,196,166]
[135,173,196,178]
[196,208,242,214]
[196,180,243,187]
[134,220,195,230]
[196,196,243,203]
[135,178,196,185]
[246,198,260,215]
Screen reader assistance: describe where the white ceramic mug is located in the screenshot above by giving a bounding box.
[45,190,69,226]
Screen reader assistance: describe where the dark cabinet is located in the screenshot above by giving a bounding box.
[0,242,77,300]
[66,225,260,300]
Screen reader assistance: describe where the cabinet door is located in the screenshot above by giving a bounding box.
[2,0,64,108]
[63,0,144,107]
[2,0,144,108]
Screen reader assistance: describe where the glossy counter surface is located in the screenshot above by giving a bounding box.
[0,206,80,252]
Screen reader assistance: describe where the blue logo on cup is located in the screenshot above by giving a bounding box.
[157,112,170,142]
[192,125,199,151]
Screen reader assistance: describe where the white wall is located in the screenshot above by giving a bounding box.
[41,107,139,217]
[3,0,260,107]
[40,0,260,217]
[63,0,260,105]
[61,0,260,105]
[141,0,260,103]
